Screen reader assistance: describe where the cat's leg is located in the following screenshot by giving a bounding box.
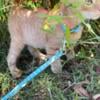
[67,26,83,60]
[7,40,24,78]
[46,39,63,74]
[46,46,62,73]
[66,46,75,60]
[28,46,46,65]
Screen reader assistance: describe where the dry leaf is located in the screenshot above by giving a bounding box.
[73,84,89,97]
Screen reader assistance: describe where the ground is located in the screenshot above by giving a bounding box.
[0,19,100,100]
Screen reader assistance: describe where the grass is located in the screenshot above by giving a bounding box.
[0,15,100,100]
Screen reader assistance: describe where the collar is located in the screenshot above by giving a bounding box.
[61,24,81,33]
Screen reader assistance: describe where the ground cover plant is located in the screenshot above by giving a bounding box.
[0,0,100,99]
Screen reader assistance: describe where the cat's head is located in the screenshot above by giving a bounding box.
[80,0,100,19]
[61,0,100,20]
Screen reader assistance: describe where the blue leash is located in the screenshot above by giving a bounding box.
[61,24,81,33]
[1,50,63,100]
[1,24,81,100]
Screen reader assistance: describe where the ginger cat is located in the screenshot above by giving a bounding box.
[7,0,100,78]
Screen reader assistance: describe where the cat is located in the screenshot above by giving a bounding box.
[7,0,100,78]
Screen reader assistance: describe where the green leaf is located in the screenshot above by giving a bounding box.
[47,15,63,23]
[60,0,68,4]
[27,1,37,9]
[65,25,70,47]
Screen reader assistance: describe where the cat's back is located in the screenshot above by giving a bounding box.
[8,7,48,48]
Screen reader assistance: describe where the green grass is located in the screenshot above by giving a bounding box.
[0,19,100,100]
[0,0,100,99]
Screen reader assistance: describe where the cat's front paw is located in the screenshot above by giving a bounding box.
[51,60,62,74]
[9,66,22,78]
